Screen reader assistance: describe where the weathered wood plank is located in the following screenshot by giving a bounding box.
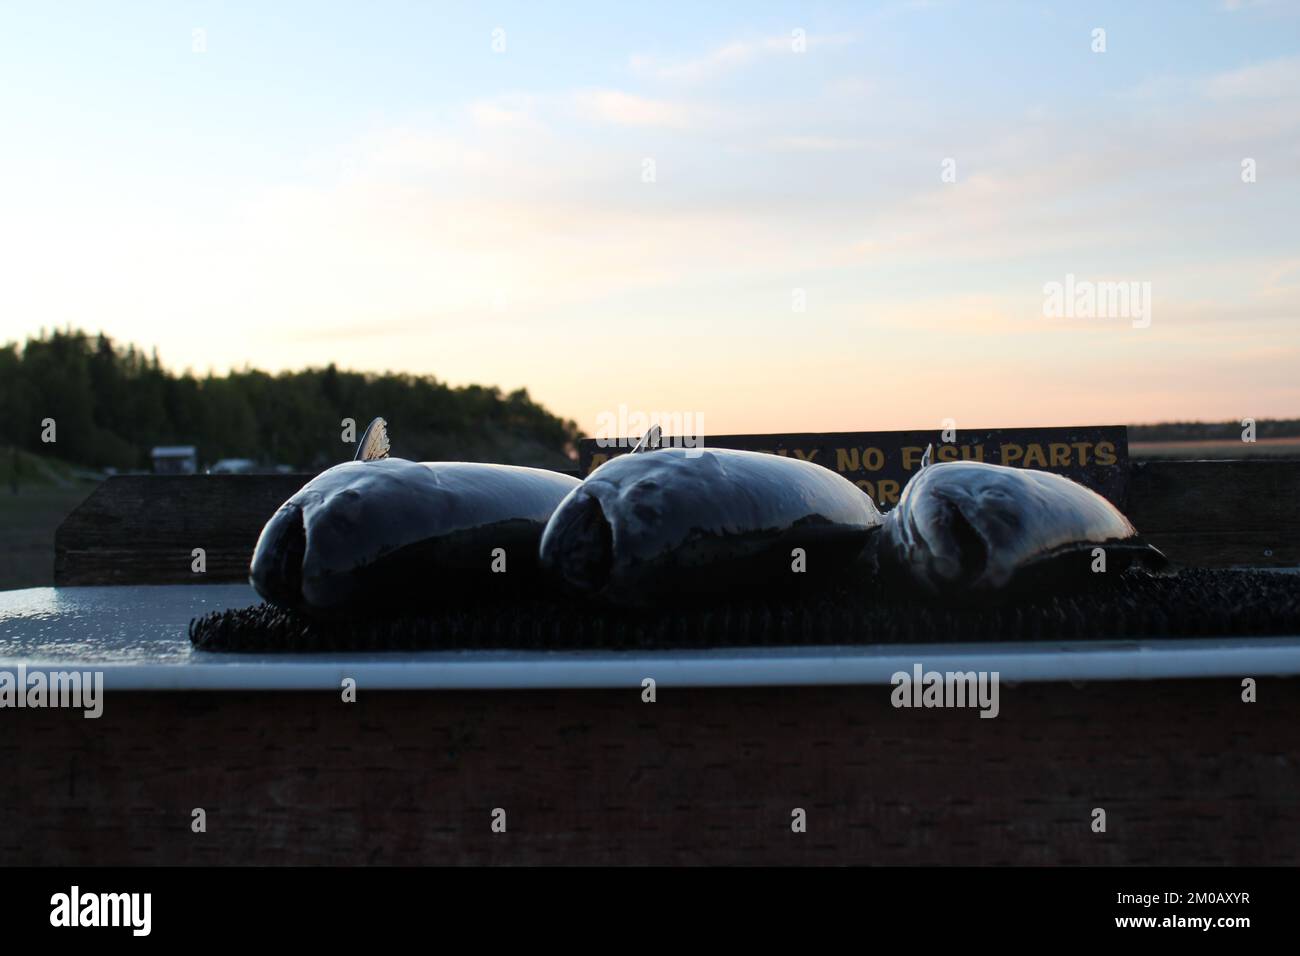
[3,681,1296,865]
[52,460,1300,585]
[55,474,311,585]
[1143,532,1298,568]
[1129,460,1300,567]
[1128,460,1300,533]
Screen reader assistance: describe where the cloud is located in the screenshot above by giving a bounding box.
[769,135,866,152]
[469,95,544,131]
[571,89,695,128]
[1203,55,1300,99]
[630,33,853,82]
[1220,0,1277,11]
[466,88,703,134]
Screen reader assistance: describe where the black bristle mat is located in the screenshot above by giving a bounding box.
[189,567,1300,653]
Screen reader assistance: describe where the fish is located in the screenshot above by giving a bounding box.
[249,418,581,613]
[539,433,885,605]
[877,447,1168,600]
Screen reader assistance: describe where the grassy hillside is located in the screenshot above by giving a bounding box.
[0,448,98,590]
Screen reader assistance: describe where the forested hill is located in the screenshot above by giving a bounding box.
[4,329,1295,474]
[0,329,581,471]
[1128,419,1300,442]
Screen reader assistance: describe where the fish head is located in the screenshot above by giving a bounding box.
[249,460,416,611]
[249,499,309,608]
[888,462,1032,594]
[539,449,722,601]
[538,485,615,594]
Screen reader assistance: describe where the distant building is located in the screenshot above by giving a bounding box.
[151,446,198,475]
[209,458,258,475]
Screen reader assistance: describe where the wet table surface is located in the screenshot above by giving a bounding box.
[1,584,1299,689]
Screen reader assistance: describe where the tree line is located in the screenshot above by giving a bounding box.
[0,329,581,471]
[3,329,1295,474]
[1128,419,1300,443]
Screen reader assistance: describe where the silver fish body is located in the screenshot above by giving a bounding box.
[539,447,884,605]
[878,459,1166,599]
[250,458,580,613]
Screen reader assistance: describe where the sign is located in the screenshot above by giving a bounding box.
[577,426,1130,507]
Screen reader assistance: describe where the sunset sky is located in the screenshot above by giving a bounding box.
[1,0,1297,434]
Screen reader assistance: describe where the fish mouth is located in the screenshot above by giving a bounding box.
[249,502,306,607]
[541,491,613,594]
[945,499,989,582]
[913,494,990,591]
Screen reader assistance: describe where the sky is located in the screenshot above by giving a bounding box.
[1,0,1297,435]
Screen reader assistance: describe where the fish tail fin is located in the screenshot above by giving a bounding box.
[355,417,391,462]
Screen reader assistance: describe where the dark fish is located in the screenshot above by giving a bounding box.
[877,449,1167,599]
[250,418,580,612]
[539,438,884,605]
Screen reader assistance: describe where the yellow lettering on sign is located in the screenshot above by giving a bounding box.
[1072,442,1093,466]
[855,479,875,498]
[1049,443,1070,467]
[589,453,609,473]
[862,447,885,471]
[1095,441,1117,466]
[791,448,819,462]
[936,444,958,462]
[1023,444,1047,468]
[902,446,926,470]
[962,445,986,462]
[836,448,860,472]
[1000,443,1024,465]
[877,479,901,505]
